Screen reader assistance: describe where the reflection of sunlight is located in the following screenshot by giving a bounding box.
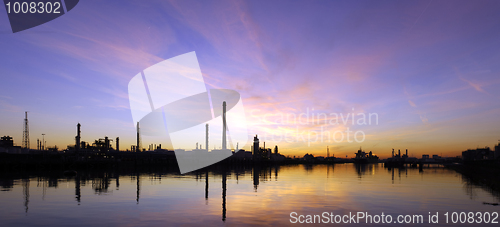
[1,165,499,226]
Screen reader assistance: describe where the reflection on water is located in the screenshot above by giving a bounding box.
[0,164,499,226]
[222,171,226,222]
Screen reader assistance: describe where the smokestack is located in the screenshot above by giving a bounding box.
[253,135,259,159]
[222,101,227,150]
[136,122,140,152]
[392,149,394,158]
[406,149,408,157]
[105,136,109,151]
[116,137,119,151]
[76,123,81,152]
[206,124,209,152]
[398,149,400,157]
[22,111,29,149]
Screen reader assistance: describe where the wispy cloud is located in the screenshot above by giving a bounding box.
[460,77,485,93]
[0,99,22,112]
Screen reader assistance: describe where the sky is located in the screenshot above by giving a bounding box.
[0,0,500,158]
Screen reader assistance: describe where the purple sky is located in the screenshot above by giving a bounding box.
[0,0,499,158]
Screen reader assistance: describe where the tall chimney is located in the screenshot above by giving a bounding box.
[222,101,227,150]
[105,136,109,151]
[76,123,81,152]
[253,135,259,159]
[116,137,119,151]
[136,122,140,152]
[206,124,209,152]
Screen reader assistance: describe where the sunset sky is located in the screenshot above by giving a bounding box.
[0,0,499,158]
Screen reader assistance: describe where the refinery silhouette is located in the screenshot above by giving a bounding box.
[0,102,499,175]
[0,102,287,172]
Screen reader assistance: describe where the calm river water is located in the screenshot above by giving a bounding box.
[0,164,498,226]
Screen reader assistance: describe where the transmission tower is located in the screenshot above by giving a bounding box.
[22,111,29,149]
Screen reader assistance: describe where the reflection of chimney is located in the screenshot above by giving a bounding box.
[75,174,81,204]
[206,124,209,152]
[205,170,209,199]
[222,101,227,150]
[222,171,227,221]
[253,166,259,191]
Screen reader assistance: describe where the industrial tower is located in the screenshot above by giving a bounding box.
[136,122,141,152]
[75,123,81,152]
[222,101,227,150]
[22,111,29,149]
[116,137,119,151]
[205,123,209,152]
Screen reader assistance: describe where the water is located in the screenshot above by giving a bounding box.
[0,164,498,226]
